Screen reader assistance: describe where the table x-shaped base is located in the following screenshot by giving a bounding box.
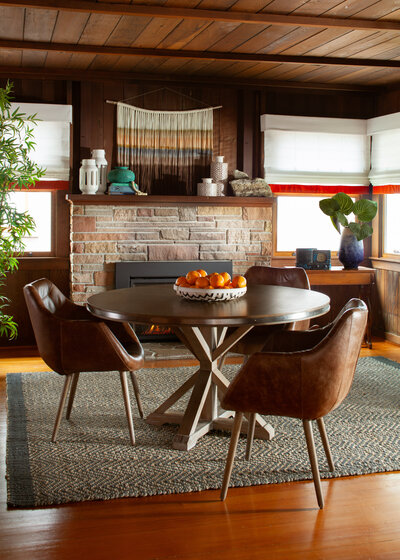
[146,325,275,450]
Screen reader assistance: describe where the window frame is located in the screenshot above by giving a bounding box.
[272,192,364,267]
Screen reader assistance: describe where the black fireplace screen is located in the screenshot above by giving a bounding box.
[115,260,233,341]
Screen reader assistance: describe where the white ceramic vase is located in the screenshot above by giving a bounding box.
[210,155,228,195]
[91,149,108,194]
[79,159,99,195]
[197,177,217,196]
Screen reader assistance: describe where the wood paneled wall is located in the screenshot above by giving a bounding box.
[368,86,400,339]
[0,73,381,346]
[76,81,377,190]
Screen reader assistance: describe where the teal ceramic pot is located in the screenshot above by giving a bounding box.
[107,166,135,183]
[338,227,364,270]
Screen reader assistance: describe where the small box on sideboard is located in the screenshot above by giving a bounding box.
[296,248,331,270]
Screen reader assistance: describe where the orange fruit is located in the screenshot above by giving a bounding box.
[186,270,201,285]
[232,275,247,288]
[210,273,225,288]
[196,269,207,277]
[175,276,187,286]
[221,271,231,286]
[195,276,210,289]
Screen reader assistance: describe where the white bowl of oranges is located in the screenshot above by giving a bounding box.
[174,269,247,302]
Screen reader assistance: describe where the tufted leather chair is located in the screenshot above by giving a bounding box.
[220,298,368,508]
[229,265,312,356]
[23,278,145,445]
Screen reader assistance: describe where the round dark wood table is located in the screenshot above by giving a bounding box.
[87,284,330,450]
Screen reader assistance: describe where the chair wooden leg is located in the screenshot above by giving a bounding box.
[303,419,324,509]
[245,413,256,461]
[120,371,135,446]
[220,412,244,501]
[316,417,335,472]
[66,373,80,420]
[218,353,226,371]
[52,375,73,443]
[129,371,144,419]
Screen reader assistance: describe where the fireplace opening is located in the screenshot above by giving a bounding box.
[115,260,233,342]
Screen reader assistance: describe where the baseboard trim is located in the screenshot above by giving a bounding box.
[385,332,400,346]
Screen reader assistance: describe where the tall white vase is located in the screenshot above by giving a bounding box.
[91,149,108,194]
[210,155,228,196]
[79,159,99,195]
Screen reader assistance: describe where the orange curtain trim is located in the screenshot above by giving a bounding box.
[372,185,400,194]
[14,180,70,191]
[269,184,370,195]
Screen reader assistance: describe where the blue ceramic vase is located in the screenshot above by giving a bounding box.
[338,227,364,270]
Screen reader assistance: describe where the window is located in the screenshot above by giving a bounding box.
[276,196,354,253]
[7,191,52,253]
[368,112,400,257]
[384,194,400,255]
[8,103,72,255]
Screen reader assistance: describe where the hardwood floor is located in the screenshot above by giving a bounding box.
[1,341,400,559]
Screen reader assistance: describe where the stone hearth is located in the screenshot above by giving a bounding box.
[68,198,273,304]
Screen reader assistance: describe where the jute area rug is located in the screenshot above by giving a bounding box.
[6,356,400,508]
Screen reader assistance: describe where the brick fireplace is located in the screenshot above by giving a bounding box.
[67,195,273,304]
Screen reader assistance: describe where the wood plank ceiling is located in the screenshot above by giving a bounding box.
[1,0,400,90]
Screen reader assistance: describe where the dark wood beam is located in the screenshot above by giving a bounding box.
[2,0,400,32]
[0,65,380,93]
[1,39,400,69]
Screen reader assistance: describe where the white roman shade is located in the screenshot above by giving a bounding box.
[261,114,370,193]
[367,112,400,192]
[10,103,72,182]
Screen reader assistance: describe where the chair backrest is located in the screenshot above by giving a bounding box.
[245,265,310,290]
[245,266,311,331]
[301,298,368,419]
[23,278,68,373]
[222,299,368,421]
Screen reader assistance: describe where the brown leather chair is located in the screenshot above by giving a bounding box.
[23,278,145,445]
[220,298,368,508]
[229,265,312,356]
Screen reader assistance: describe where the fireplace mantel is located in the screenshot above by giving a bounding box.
[66,194,274,208]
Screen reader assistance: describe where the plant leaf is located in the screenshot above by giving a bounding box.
[332,192,354,215]
[348,222,373,241]
[336,211,349,228]
[353,199,378,222]
[359,223,373,240]
[330,215,341,234]
[319,198,339,216]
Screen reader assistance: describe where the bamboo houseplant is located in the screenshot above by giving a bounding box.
[319,192,377,269]
[0,81,45,339]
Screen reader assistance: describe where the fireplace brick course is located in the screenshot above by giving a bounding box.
[69,202,273,303]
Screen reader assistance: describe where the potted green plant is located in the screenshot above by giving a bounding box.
[0,81,45,339]
[319,192,377,269]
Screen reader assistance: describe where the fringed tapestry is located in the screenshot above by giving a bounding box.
[116,102,213,195]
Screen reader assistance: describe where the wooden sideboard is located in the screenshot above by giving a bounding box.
[305,266,375,348]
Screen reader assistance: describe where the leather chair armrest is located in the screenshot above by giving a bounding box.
[59,319,144,374]
[261,324,332,353]
[106,321,144,358]
[57,300,97,321]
